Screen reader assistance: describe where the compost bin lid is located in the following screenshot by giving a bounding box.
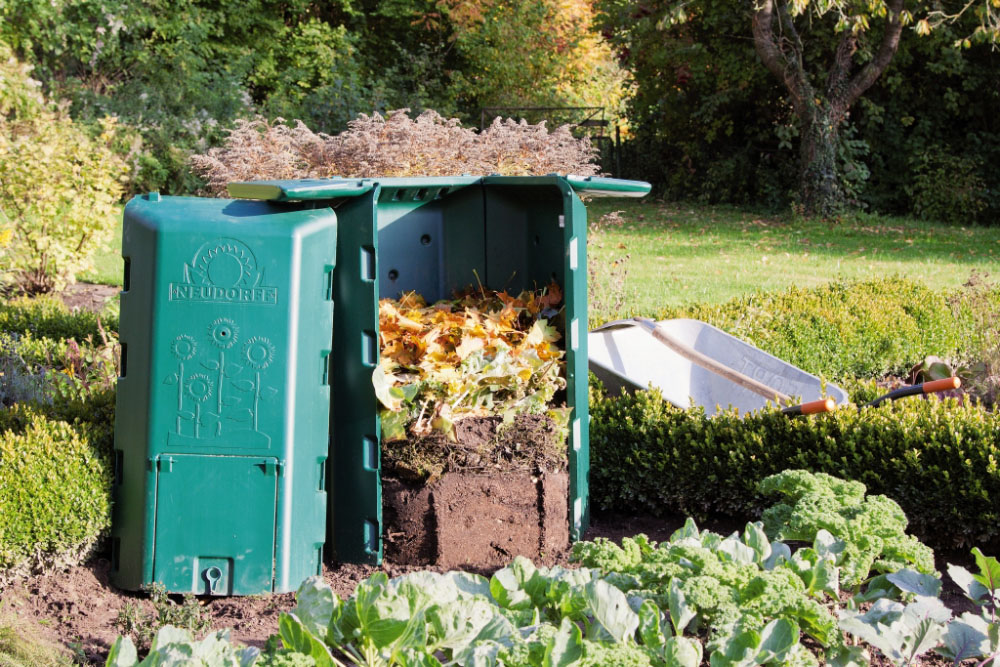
[227,175,651,201]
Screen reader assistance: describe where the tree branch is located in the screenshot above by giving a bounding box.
[840,0,905,111]
[826,30,857,106]
[752,0,811,116]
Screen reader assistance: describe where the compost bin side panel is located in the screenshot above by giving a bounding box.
[111,196,158,591]
[482,177,591,540]
[330,190,383,565]
[567,190,590,538]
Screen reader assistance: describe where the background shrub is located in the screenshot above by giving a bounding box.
[658,277,998,380]
[0,42,125,293]
[589,381,1000,551]
[0,296,117,341]
[906,148,987,225]
[190,109,600,195]
[0,405,112,585]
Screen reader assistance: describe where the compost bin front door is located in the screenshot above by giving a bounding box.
[152,454,279,595]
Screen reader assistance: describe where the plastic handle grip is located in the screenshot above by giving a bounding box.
[922,377,961,394]
[228,179,375,201]
[800,398,836,415]
[564,176,652,198]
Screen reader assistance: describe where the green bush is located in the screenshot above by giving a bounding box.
[906,148,987,225]
[589,381,1000,550]
[661,277,996,380]
[0,405,112,584]
[0,295,118,341]
[0,42,125,293]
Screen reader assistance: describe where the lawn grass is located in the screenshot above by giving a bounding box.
[78,205,123,286]
[586,198,1000,322]
[81,199,1000,317]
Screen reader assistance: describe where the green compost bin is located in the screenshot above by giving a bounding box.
[228,175,650,566]
[111,193,338,595]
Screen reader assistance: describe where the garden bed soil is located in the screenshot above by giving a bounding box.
[383,470,569,570]
[381,412,570,569]
[57,282,119,313]
[0,513,979,665]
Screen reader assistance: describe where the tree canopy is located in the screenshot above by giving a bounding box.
[601,0,1000,216]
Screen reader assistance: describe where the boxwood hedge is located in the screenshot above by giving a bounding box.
[655,277,999,380]
[0,295,117,341]
[0,395,114,584]
[589,381,1000,551]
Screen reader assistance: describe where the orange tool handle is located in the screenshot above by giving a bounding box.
[782,397,836,417]
[922,377,961,394]
[800,398,837,415]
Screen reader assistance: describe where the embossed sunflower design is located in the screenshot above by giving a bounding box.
[243,336,276,370]
[170,334,197,360]
[208,317,239,349]
[185,373,214,402]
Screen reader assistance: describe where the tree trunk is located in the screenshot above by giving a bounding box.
[798,105,842,216]
[751,0,906,217]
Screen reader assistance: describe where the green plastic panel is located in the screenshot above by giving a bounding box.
[153,455,278,595]
[564,175,651,197]
[228,179,375,202]
[225,175,647,564]
[329,190,384,565]
[112,194,336,594]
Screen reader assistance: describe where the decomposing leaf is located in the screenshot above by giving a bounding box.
[372,284,567,440]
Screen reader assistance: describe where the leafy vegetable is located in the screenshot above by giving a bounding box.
[759,470,936,588]
[105,626,258,667]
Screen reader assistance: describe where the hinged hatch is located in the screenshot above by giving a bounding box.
[153,454,279,595]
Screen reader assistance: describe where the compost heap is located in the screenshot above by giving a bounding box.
[373,284,570,481]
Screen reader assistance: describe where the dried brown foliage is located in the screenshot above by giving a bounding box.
[190,109,599,195]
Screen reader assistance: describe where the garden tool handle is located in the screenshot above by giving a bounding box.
[781,398,837,417]
[862,376,962,409]
[921,377,961,394]
[633,318,792,406]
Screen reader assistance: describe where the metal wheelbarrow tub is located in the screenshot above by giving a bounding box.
[588,318,849,417]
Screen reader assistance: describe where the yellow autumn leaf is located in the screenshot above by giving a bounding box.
[455,335,486,360]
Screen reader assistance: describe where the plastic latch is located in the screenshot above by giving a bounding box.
[261,459,283,476]
[203,566,223,593]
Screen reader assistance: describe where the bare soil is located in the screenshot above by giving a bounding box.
[383,470,569,570]
[56,283,119,313]
[0,512,980,665]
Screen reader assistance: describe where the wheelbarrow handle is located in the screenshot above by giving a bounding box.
[862,376,961,409]
[633,317,792,406]
[781,398,837,417]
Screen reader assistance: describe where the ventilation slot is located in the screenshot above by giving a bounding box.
[321,352,331,385]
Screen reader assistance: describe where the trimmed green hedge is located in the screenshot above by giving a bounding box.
[655,277,999,380]
[589,382,1000,550]
[0,396,114,584]
[0,295,118,341]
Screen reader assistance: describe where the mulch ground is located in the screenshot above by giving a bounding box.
[0,513,690,663]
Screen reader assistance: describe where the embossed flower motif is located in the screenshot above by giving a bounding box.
[208,317,239,349]
[185,373,213,402]
[170,334,197,360]
[243,336,276,370]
